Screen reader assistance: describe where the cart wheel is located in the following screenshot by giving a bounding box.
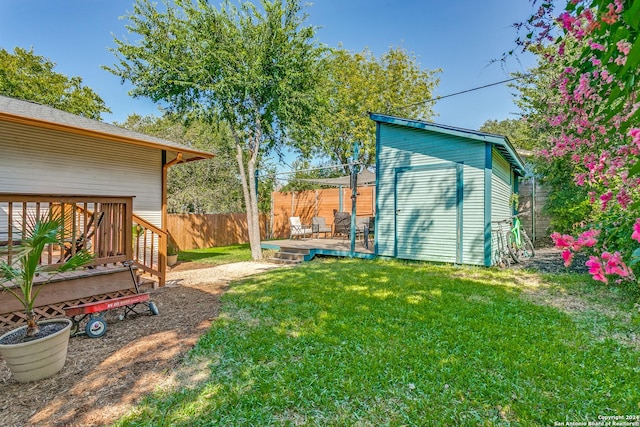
[85,317,107,338]
[148,301,159,316]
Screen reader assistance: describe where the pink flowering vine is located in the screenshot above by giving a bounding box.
[585,256,608,282]
[518,0,640,285]
[551,228,635,283]
[632,219,640,243]
[601,251,630,277]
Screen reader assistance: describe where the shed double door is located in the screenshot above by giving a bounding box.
[395,164,462,263]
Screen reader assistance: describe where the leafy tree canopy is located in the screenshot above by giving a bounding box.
[301,47,440,172]
[117,114,245,214]
[107,0,325,259]
[479,118,537,151]
[0,47,110,120]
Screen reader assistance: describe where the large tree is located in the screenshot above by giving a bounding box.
[0,47,110,119]
[301,47,440,171]
[107,0,324,260]
[117,114,244,213]
[479,118,537,151]
[511,44,593,234]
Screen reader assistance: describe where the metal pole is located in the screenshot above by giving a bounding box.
[350,142,360,254]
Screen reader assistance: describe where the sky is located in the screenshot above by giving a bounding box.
[0,0,538,141]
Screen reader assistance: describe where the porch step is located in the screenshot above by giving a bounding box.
[269,247,312,265]
[138,277,159,291]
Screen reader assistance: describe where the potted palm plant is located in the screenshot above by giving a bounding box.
[167,236,179,267]
[0,212,93,382]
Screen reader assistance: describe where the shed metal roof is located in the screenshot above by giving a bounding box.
[298,168,376,187]
[370,113,526,176]
[0,95,213,163]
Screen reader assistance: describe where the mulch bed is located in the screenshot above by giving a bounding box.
[0,261,228,427]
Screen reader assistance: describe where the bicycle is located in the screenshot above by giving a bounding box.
[506,214,535,263]
[491,219,512,268]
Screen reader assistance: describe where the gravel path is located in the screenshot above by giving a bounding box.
[166,261,287,286]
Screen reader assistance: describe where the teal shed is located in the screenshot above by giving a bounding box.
[370,113,526,266]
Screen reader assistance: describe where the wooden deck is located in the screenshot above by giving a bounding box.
[262,236,375,261]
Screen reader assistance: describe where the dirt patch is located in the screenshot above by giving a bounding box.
[0,260,285,427]
[513,247,640,349]
[512,246,589,274]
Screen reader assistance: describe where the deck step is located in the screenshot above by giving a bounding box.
[269,257,302,265]
[277,246,312,255]
[269,247,311,265]
[138,278,158,291]
[276,251,307,261]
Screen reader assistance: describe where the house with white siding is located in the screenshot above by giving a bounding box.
[0,95,213,328]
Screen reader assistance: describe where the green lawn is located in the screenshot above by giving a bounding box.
[117,258,640,426]
[176,244,254,265]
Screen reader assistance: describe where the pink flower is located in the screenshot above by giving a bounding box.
[614,55,627,66]
[616,188,631,209]
[589,40,606,51]
[558,12,577,30]
[599,191,613,210]
[602,252,630,277]
[614,0,623,13]
[585,256,608,283]
[576,229,599,248]
[549,115,565,126]
[600,69,613,83]
[562,249,574,267]
[629,128,640,149]
[592,272,608,283]
[616,40,632,56]
[602,3,619,24]
[632,219,640,243]
[558,43,565,56]
[551,232,575,249]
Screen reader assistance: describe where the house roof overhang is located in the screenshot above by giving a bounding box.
[0,95,214,164]
[369,113,526,176]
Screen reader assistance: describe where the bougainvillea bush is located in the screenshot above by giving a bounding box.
[518,0,640,289]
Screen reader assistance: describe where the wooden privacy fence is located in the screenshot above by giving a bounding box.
[518,177,551,245]
[270,187,375,239]
[167,213,268,250]
[167,187,375,249]
[168,182,550,249]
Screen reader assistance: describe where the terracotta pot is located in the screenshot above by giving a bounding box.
[167,254,178,266]
[0,318,72,383]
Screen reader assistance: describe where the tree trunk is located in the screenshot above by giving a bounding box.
[231,127,263,261]
[246,154,262,260]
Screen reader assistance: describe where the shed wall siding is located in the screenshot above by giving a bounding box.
[376,124,486,265]
[0,121,162,227]
[491,148,512,222]
[489,148,514,265]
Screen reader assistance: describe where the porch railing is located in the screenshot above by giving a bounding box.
[0,194,133,268]
[0,194,167,288]
[132,214,166,287]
